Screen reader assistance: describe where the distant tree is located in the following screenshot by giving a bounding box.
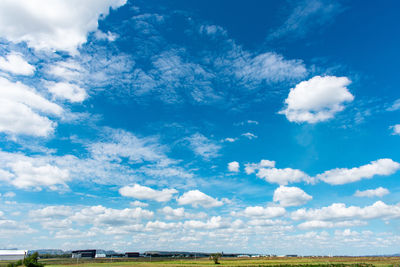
[23,252,44,267]
[210,253,222,264]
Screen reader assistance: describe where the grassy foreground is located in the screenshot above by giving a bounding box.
[2,256,397,267]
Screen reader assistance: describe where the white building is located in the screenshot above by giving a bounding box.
[0,250,27,261]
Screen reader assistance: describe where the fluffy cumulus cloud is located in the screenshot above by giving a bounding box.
[291,201,400,221]
[119,184,178,202]
[228,161,240,172]
[297,220,367,230]
[29,206,73,219]
[279,76,354,123]
[354,187,389,198]
[390,124,400,135]
[0,52,35,75]
[0,77,62,136]
[245,159,276,174]
[235,205,286,219]
[257,167,312,185]
[72,205,153,226]
[0,160,70,190]
[245,159,312,185]
[45,81,87,103]
[0,0,127,54]
[273,186,312,207]
[316,158,400,185]
[177,190,223,208]
[183,216,232,230]
[158,206,207,220]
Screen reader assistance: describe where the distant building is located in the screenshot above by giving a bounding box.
[71,250,96,258]
[125,252,140,257]
[144,251,210,258]
[0,250,27,261]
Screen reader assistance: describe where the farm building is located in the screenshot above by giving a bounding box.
[71,250,96,258]
[144,251,210,257]
[0,250,27,261]
[125,252,140,257]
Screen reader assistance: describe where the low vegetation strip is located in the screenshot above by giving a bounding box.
[2,257,400,267]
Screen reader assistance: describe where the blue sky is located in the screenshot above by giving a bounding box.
[0,0,400,255]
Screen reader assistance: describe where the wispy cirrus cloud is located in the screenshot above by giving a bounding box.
[268,0,343,40]
[186,133,221,159]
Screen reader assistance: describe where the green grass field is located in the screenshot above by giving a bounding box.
[2,256,398,267]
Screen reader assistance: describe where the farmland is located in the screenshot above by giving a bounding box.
[2,256,399,267]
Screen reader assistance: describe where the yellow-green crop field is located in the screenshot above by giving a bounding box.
[2,256,399,267]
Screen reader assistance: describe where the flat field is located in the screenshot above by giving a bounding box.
[2,256,397,267]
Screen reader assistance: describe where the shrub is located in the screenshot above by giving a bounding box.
[210,253,222,264]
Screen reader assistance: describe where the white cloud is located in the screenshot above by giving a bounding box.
[177,190,223,208]
[0,77,62,136]
[291,201,400,221]
[246,160,313,188]
[234,52,307,84]
[187,133,221,159]
[130,200,148,207]
[280,76,354,123]
[248,218,288,226]
[316,158,400,185]
[354,187,389,198]
[247,120,259,125]
[199,25,227,36]
[29,206,73,219]
[242,132,258,139]
[244,159,276,174]
[0,126,190,188]
[223,137,237,143]
[158,206,185,220]
[273,186,312,207]
[47,60,84,81]
[158,206,206,220]
[139,166,193,179]
[45,81,87,103]
[72,205,153,226]
[145,220,177,230]
[0,169,14,182]
[0,219,35,236]
[228,161,240,172]
[390,124,400,135]
[0,0,127,54]
[298,220,367,230]
[256,167,312,185]
[7,160,70,190]
[88,128,170,165]
[3,191,15,198]
[0,77,62,115]
[119,184,177,202]
[184,216,236,230]
[237,206,286,219]
[387,99,400,111]
[0,52,35,75]
[94,30,118,42]
[269,0,342,40]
